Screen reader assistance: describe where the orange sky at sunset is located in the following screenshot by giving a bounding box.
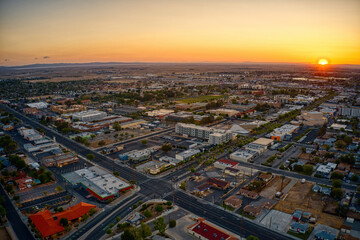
[0,0,359,66]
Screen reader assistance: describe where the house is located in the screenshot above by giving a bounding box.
[237,189,259,199]
[15,177,33,191]
[207,178,230,190]
[292,210,302,222]
[29,202,96,238]
[258,173,272,182]
[242,205,262,217]
[224,196,242,209]
[289,222,309,234]
[316,232,335,240]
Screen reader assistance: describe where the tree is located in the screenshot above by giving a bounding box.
[331,172,344,180]
[335,140,346,149]
[332,179,342,188]
[138,223,152,238]
[155,204,163,212]
[86,154,95,160]
[43,191,48,196]
[113,171,120,177]
[169,219,176,228]
[154,217,166,235]
[141,139,148,145]
[106,228,112,234]
[351,174,359,182]
[113,122,121,131]
[303,164,313,175]
[55,186,63,192]
[121,229,135,240]
[247,236,259,240]
[293,164,303,172]
[98,140,106,146]
[324,145,331,151]
[0,205,6,218]
[331,188,343,199]
[161,143,172,152]
[144,210,152,218]
[301,147,306,153]
[13,195,20,201]
[60,217,69,227]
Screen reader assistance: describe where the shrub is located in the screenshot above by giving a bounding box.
[169,219,176,228]
[144,210,152,218]
[155,204,163,212]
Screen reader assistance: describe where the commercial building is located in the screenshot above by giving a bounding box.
[230,149,258,162]
[297,111,328,126]
[252,137,274,147]
[187,218,239,240]
[243,143,267,154]
[29,202,96,238]
[207,108,239,117]
[50,104,87,114]
[119,146,160,162]
[340,106,360,117]
[175,149,200,161]
[175,123,232,145]
[62,166,132,201]
[26,101,49,109]
[159,156,182,166]
[143,161,171,175]
[71,110,107,122]
[269,124,299,141]
[146,109,174,118]
[42,152,79,167]
[330,123,347,131]
[18,127,44,141]
[214,159,239,170]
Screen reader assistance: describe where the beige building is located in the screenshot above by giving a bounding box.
[297,111,328,126]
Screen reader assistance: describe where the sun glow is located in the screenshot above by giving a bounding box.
[318,58,329,65]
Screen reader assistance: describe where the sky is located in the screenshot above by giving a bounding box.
[0,0,359,66]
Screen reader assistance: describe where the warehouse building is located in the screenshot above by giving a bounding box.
[71,110,107,122]
[176,149,201,161]
[230,149,258,162]
[62,166,132,202]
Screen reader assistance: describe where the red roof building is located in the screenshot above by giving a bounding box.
[29,202,96,238]
[207,178,230,190]
[188,218,238,240]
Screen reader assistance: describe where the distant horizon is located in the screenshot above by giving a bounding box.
[2,60,360,69]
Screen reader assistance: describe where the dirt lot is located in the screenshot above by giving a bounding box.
[0,227,11,240]
[259,176,291,199]
[274,181,344,229]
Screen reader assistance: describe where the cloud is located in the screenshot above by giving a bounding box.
[4,59,9,62]
[43,56,50,59]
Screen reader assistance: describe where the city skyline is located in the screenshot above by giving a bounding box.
[1,0,359,66]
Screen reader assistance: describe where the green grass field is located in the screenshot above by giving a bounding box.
[179,95,223,104]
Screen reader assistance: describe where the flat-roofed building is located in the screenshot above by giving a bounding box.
[176,149,200,161]
[62,166,132,202]
[71,110,107,122]
[230,149,258,162]
[252,137,274,147]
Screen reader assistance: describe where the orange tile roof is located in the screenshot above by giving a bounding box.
[29,210,64,238]
[29,202,96,238]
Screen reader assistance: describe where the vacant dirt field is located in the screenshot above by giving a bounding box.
[0,228,11,240]
[259,176,291,199]
[274,181,344,229]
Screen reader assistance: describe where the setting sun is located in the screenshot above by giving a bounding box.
[318,59,329,65]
